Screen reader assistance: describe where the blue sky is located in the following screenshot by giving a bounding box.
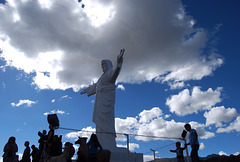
[0,0,240,161]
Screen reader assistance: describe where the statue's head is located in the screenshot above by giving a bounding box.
[101,59,112,73]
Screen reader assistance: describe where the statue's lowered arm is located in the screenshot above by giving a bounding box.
[80,83,96,97]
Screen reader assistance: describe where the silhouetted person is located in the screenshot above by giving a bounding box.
[31,145,40,162]
[47,124,54,145]
[38,130,47,148]
[3,136,18,162]
[38,129,47,161]
[20,141,30,162]
[170,142,187,162]
[184,123,200,162]
[68,143,75,162]
[46,124,55,159]
[50,135,62,156]
[86,134,103,162]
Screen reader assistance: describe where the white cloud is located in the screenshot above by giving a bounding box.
[164,114,171,119]
[138,107,163,123]
[216,116,240,133]
[115,117,138,142]
[204,106,238,127]
[51,99,55,103]
[219,151,227,156]
[219,151,240,156]
[166,86,222,116]
[65,126,95,140]
[11,99,37,107]
[2,81,6,88]
[61,95,72,99]
[143,155,154,162]
[64,107,214,153]
[18,153,23,161]
[115,107,214,142]
[117,143,140,152]
[0,0,223,91]
[43,109,68,116]
[82,0,115,27]
[199,142,205,150]
[161,54,223,89]
[117,84,125,91]
[234,152,240,156]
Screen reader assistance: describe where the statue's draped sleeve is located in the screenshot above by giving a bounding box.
[85,84,97,97]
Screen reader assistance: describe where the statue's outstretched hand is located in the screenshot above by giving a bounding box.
[80,89,86,95]
[117,49,125,63]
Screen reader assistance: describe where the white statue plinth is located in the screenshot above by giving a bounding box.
[109,147,143,162]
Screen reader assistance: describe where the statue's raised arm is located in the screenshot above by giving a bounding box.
[117,49,124,65]
[110,49,124,83]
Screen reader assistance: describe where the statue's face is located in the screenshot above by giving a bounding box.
[101,61,107,72]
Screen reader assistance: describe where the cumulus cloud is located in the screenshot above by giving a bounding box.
[166,86,222,116]
[0,0,223,91]
[115,107,214,142]
[216,116,240,133]
[115,117,138,141]
[43,109,68,115]
[65,126,95,140]
[192,121,215,139]
[65,107,214,143]
[204,106,239,127]
[11,99,37,107]
[160,54,223,89]
[138,107,163,123]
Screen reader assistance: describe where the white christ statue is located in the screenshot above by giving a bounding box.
[80,49,124,150]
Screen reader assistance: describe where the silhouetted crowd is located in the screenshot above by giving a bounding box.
[3,124,75,162]
[3,123,110,162]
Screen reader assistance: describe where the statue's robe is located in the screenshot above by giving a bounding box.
[85,60,122,149]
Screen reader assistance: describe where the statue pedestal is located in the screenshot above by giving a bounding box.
[109,147,143,162]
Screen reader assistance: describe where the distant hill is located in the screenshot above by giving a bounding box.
[201,154,240,162]
[151,154,240,162]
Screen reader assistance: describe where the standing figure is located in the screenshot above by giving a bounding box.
[20,141,31,162]
[80,49,124,150]
[3,136,18,162]
[31,145,40,162]
[170,142,187,162]
[184,123,200,162]
[47,124,55,158]
[38,129,47,161]
[86,134,103,162]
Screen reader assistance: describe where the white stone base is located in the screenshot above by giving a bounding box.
[109,147,143,162]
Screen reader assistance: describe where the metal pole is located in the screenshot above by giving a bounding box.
[150,149,155,162]
[184,139,190,162]
[124,134,130,161]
